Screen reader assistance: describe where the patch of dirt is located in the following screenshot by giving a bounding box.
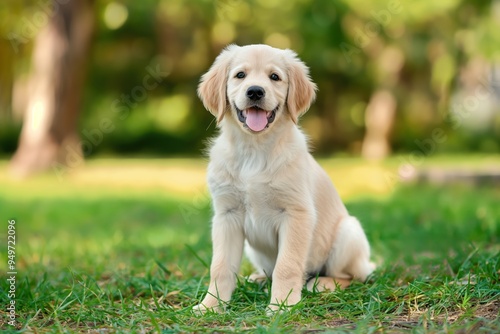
[473,300,499,320]
[302,319,356,333]
[386,301,499,332]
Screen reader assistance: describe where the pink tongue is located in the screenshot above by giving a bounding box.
[245,109,268,132]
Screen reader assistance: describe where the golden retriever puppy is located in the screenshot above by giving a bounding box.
[194,44,375,313]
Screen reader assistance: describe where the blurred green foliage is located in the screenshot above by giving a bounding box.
[0,0,499,156]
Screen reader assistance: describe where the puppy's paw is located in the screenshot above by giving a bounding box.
[266,293,300,315]
[192,303,208,315]
[248,273,268,284]
[266,302,294,315]
[192,296,225,315]
[266,303,282,316]
[192,303,223,315]
[247,273,270,293]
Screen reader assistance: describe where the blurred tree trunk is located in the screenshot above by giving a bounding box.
[9,0,95,178]
[361,90,397,160]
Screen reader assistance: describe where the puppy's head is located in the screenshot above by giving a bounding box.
[198,44,317,133]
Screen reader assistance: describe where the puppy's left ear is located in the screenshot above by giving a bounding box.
[198,45,238,123]
[285,50,318,124]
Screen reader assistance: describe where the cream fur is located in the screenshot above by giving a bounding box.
[194,44,375,313]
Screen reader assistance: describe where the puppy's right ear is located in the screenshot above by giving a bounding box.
[198,45,238,123]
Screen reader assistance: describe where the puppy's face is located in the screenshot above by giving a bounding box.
[198,44,317,134]
[226,47,288,133]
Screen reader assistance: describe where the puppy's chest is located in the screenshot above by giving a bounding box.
[215,153,290,225]
[236,172,287,231]
[241,181,283,251]
[233,165,285,213]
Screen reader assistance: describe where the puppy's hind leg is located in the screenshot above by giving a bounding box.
[307,216,374,293]
[325,216,375,283]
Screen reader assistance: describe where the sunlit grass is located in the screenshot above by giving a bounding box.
[0,155,498,332]
[0,158,208,201]
[2,154,498,201]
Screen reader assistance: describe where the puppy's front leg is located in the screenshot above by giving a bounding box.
[269,211,313,312]
[194,213,244,313]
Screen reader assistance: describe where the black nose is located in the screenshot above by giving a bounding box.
[246,86,265,101]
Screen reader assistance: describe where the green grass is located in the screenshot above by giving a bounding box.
[0,157,499,333]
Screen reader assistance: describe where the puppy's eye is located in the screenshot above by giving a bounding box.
[235,72,246,79]
[270,73,280,81]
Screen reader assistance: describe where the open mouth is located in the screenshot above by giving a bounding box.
[234,103,278,132]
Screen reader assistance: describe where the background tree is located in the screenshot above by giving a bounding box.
[7,0,95,177]
[0,0,498,166]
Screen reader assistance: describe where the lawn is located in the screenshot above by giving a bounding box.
[0,156,499,333]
